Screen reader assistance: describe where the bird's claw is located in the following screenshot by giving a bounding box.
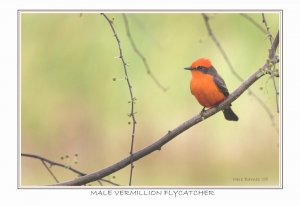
[199,107,206,119]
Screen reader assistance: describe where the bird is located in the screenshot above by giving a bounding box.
[184,57,238,121]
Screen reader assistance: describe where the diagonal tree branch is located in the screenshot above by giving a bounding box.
[52,31,279,186]
[269,31,279,60]
[202,14,276,126]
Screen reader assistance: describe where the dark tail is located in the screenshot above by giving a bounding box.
[223,107,239,121]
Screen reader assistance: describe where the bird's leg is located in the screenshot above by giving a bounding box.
[199,107,206,119]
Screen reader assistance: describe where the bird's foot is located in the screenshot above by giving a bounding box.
[199,107,206,120]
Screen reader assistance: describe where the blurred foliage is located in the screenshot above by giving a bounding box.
[21,12,280,186]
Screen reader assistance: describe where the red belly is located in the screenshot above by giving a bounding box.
[190,74,225,108]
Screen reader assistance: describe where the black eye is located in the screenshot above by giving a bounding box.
[197,66,203,70]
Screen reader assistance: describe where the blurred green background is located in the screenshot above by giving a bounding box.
[21,12,280,186]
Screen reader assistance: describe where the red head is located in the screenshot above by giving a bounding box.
[191,58,212,69]
[184,58,213,77]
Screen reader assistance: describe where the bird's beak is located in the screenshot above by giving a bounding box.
[184,67,193,70]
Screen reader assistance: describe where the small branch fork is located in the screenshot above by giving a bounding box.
[21,153,120,186]
[101,13,137,186]
[202,14,277,125]
[52,31,279,186]
[40,159,59,183]
[122,14,168,92]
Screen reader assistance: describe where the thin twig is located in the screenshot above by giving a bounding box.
[122,14,168,92]
[101,13,137,186]
[202,14,276,125]
[21,153,120,186]
[240,13,266,34]
[262,13,274,44]
[97,180,103,186]
[262,13,279,113]
[41,160,59,183]
[22,153,85,175]
[270,66,279,113]
[52,31,279,186]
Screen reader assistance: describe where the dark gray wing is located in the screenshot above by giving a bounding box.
[208,67,229,97]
